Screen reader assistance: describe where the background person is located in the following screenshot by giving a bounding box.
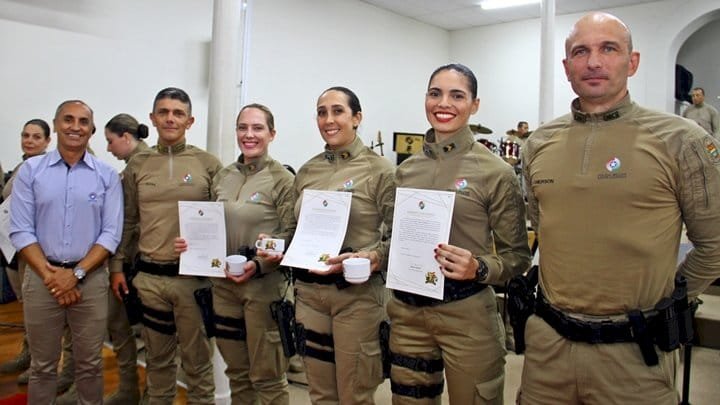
[10,100,123,404]
[682,87,719,138]
[293,86,395,404]
[520,13,720,404]
[176,103,296,404]
[110,88,222,404]
[388,63,531,404]
[0,119,52,381]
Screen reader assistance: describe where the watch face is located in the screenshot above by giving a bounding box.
[74,268,86,279]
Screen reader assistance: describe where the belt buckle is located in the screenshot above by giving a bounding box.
[60,261,73,268]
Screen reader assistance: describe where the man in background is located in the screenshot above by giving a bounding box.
[683,87,719,138]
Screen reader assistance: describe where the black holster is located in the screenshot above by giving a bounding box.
[506,265,538,354]
[121,260,142,325]
[193,287,216,338]
[270,299,298,357]
[379,320,391,379]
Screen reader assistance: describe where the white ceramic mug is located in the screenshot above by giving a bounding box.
[342,257,371,284]
[226,255,247,276]
[255,238,285,255]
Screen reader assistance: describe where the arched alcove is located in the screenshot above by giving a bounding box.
[665,7,720,112]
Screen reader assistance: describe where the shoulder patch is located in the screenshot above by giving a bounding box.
[705,137,719,162]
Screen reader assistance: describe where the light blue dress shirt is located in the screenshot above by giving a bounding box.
[10,149,123,262]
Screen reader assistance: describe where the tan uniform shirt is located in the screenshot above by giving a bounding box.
[294,136,394,269]
[396,126,531,286]
[683,102,720,138]
[111,141,222,270]
[523,95,720,314]
[213,154,296,274]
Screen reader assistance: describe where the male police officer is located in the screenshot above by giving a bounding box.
[111,88,222,404]
[10,100,123,404]
[683,87,720,139]
[520,13,720,404]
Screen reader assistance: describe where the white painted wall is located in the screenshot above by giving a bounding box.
[1,0,718,172]
[677,19,720,113]
[244,0,448,170]
[0,0,447,172]
[450,0,720,144]
[0,0,213,171]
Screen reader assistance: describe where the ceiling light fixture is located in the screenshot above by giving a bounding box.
[479,0,541,10]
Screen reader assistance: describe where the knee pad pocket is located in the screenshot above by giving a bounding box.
[355,340,383,391]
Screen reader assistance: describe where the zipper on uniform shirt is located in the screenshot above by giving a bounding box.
[168,145,174,179]
[580,123,597,175]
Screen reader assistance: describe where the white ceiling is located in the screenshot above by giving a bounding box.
[360,0,660,30]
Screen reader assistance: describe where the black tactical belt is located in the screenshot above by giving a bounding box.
[535,294,656,344]
[393,280,486,307]
[48,260,80,269]
[294,270,343,285]
[137,260,179,277]
[294,269,380,289]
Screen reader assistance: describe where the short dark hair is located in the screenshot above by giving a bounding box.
[428,63,478,99]
[23,119,50,139]
[153,87,192,114]
[692,87,705,96]
[320,86,362,115]
[517,121,529,129]
[55,100,94,120]
[106,113,149,140]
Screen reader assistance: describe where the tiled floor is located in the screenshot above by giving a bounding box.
[286,347,720,404]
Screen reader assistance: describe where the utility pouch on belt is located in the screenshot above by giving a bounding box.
[193,287,216,338]
[270,299,298,357]
[654,297,680,352]
[122,261,142,325]
[379,320,391,379]
[507,265,539,354]
[672,275,694,344]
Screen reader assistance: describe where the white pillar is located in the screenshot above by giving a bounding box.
[207,0,245,164]
[538,0,556,125]
[212,340,231,404]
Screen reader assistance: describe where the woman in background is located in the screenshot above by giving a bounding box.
[293,86,395,404]
[0,119,52,384]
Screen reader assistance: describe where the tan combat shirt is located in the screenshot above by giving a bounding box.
[294,136,395,270]
[395,126,531,286]
[213,154,296,275]
[112,141,222,270]
[523,95,720,314]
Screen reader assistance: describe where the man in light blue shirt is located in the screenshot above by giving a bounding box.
[10,100,123,404]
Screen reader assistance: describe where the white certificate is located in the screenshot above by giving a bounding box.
[281,189,352,271]
[178,201,228,277]
[387,187,455,300]
[0,196,16,262]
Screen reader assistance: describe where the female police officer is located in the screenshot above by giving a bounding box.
[293,86,395,404]
[177,103,296,403]
[388,64,531,404]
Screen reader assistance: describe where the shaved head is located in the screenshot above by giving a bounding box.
[566,12,633,57]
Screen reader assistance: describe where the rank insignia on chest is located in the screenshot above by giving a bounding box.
[183,173,193,183]
[425,272,438,285]
[249,192,261,202]
[342,179,354,191]
[455,178,468,191]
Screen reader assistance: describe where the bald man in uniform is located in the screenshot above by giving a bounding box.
[520,13,720,404]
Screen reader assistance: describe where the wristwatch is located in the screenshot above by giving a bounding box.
[73,266,87,283]
[474,257,488,282]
